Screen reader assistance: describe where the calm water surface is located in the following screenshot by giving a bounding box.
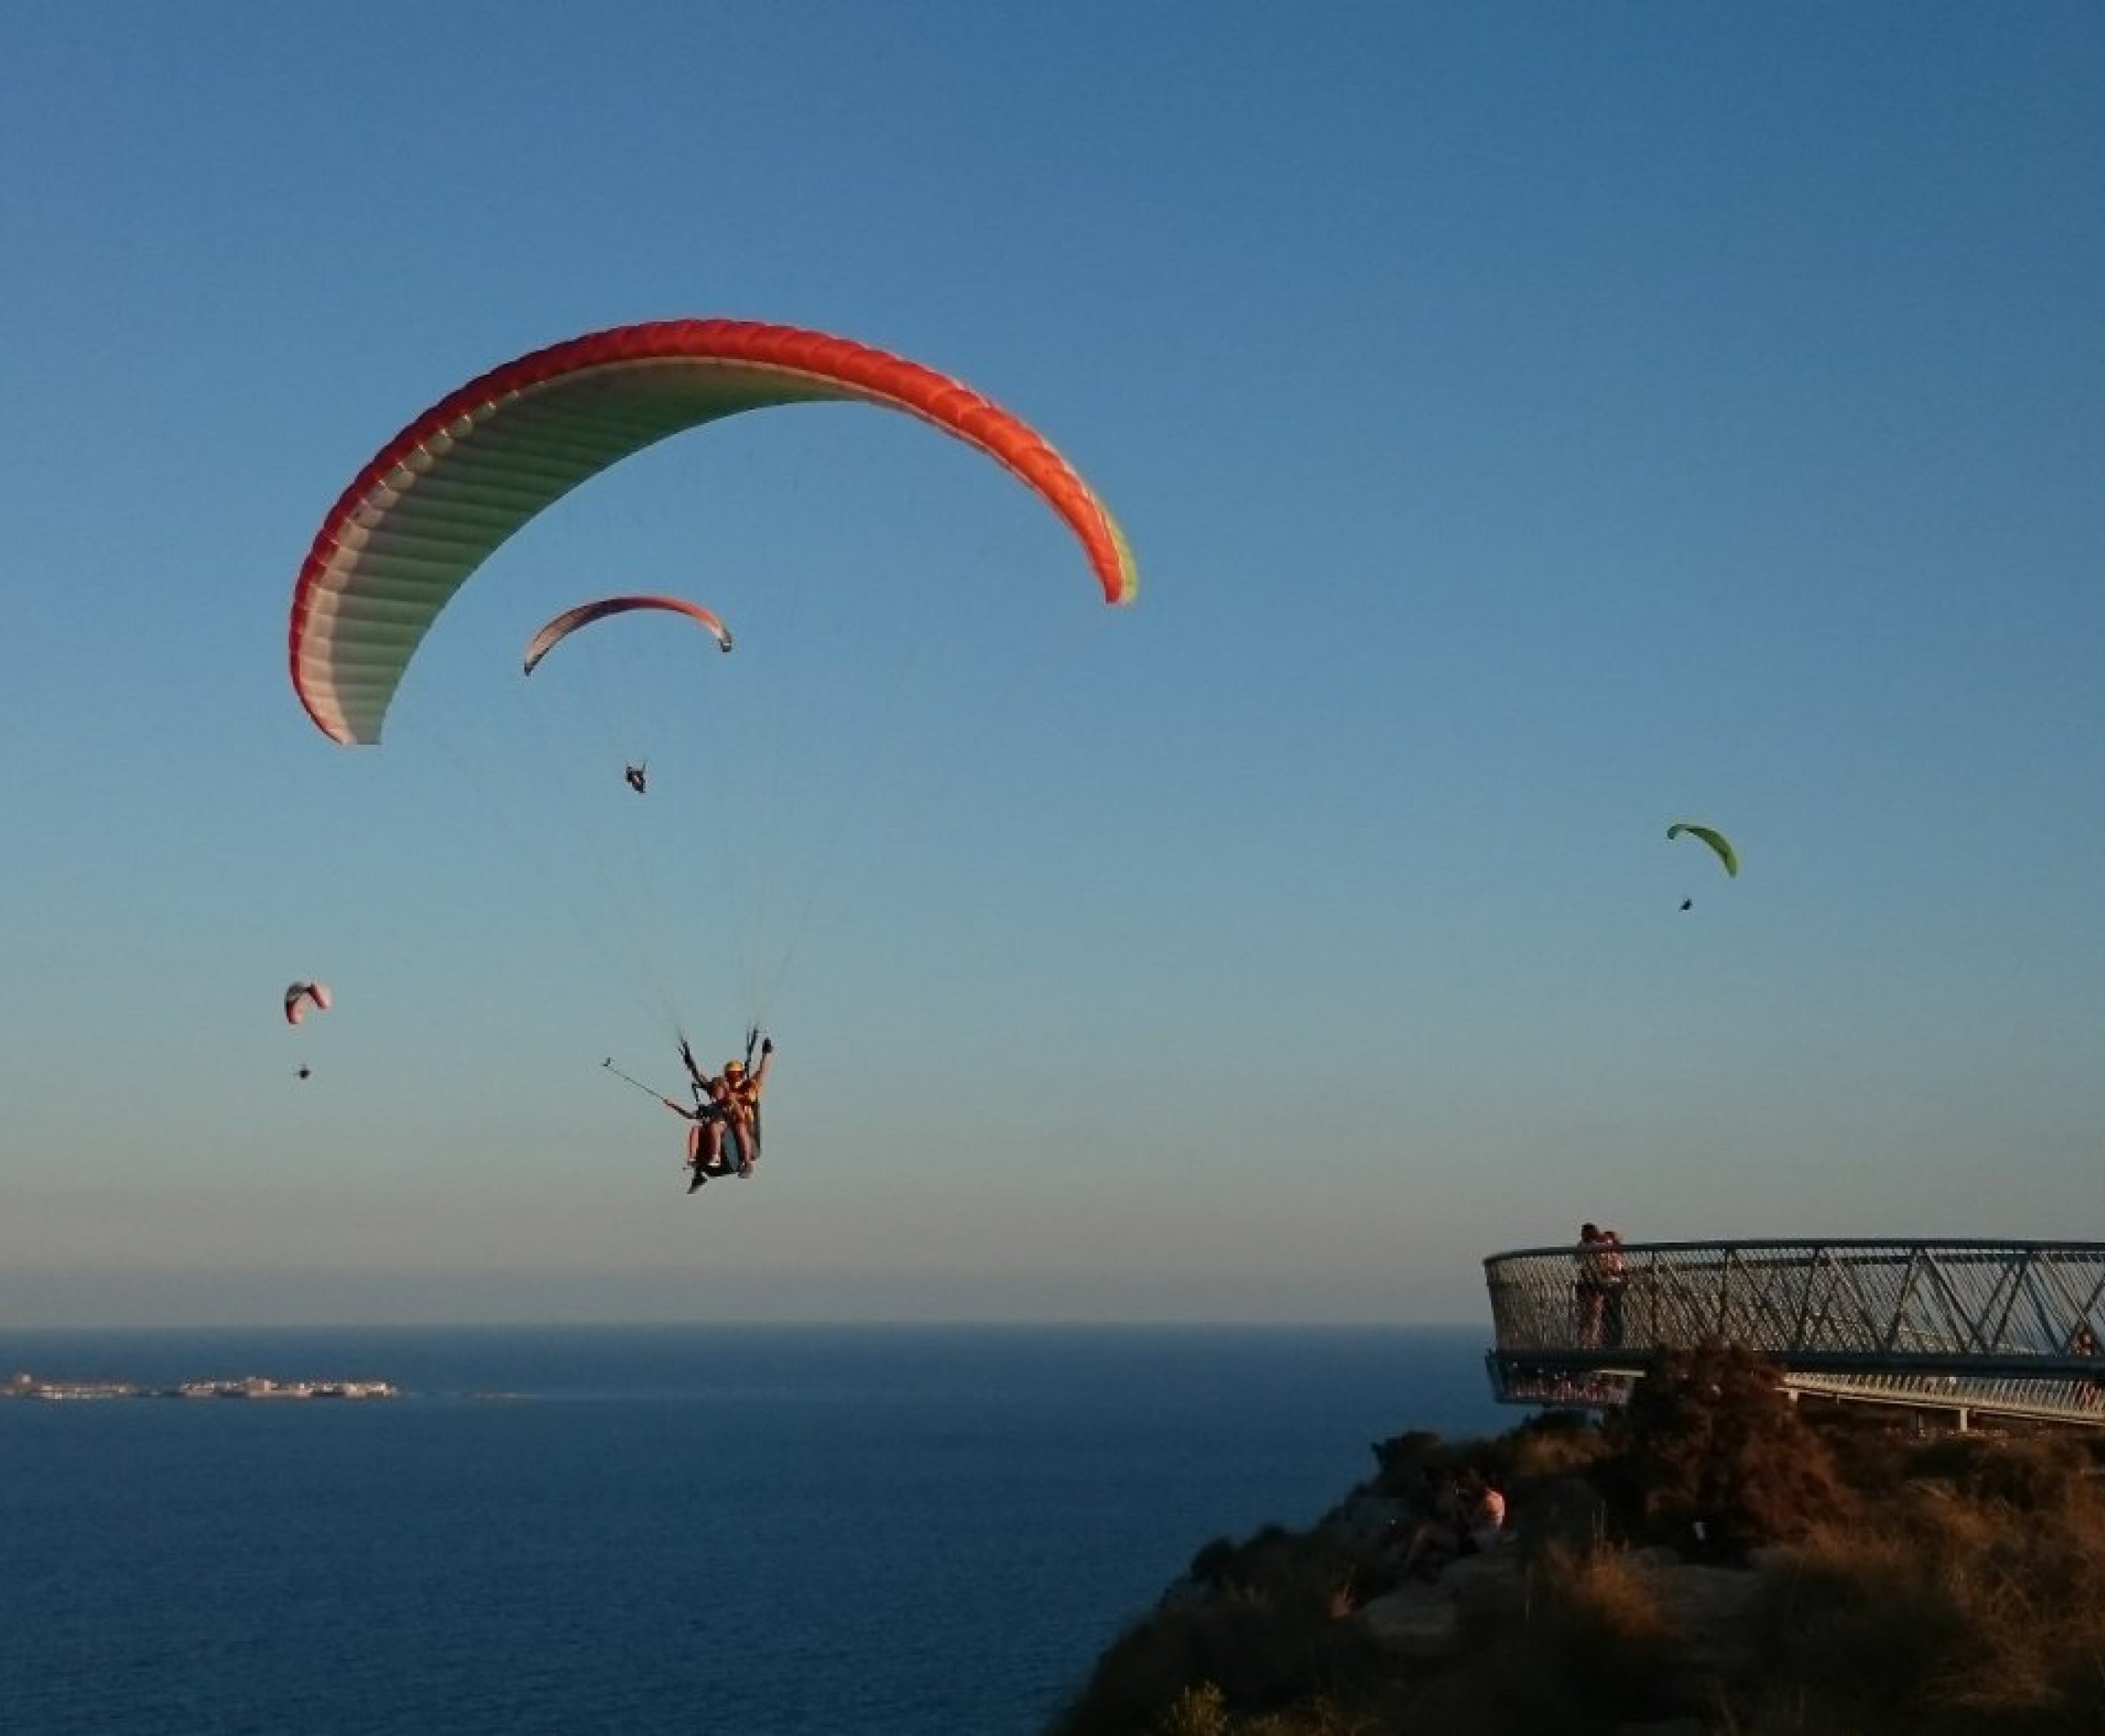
[0,1324,1508,1735]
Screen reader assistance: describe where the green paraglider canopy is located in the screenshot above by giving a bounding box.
[1666,823,1738,877]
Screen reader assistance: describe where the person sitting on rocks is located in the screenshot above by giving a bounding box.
[1395,1470,1506,1581]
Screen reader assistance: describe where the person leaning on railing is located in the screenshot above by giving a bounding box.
[1574,1223,1628,1348]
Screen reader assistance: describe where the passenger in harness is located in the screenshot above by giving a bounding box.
[668,1033,774,1186]
[718,1034,774,1177]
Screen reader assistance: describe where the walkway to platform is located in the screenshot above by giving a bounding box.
[1482,1238,2105,1427]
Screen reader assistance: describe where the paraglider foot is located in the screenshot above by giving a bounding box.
[737,1161,755,1179]
[687,1170,708,1192]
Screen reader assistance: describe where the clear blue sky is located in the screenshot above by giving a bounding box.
[4,3,2101,1328]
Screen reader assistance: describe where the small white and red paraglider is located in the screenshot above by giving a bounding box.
[284,980,333,1077]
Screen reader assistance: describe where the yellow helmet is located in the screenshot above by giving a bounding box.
[725,1060,746,1077]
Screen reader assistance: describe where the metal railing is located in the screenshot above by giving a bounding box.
[1483,1239,2105,1425]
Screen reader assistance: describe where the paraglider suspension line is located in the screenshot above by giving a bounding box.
[601,1057,662,1100]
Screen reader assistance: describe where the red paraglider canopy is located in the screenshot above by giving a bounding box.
[291,319,1137,746]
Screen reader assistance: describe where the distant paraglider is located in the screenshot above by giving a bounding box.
[285,980,333,1079]
[1666,823,1737,875]
[1666,823,1738,910]
[284,981,333,1025]
[522,595,734,677]
[524,597,733,798]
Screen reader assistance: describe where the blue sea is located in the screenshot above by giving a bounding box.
[0,1324,1509,1734]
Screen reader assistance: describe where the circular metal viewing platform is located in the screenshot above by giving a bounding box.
[1484,1238,2105,1427]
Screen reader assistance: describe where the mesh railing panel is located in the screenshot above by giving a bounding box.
[1483,1240,2105,1423]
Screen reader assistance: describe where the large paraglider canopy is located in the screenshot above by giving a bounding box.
[290,318,1137,747]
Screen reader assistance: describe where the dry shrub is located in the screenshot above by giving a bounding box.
[1603,1340,1848,1555]
[1183,1526,1375,1612]
[1496,1410,1613,1483]
[1509,1472,1611,1566]
[1051,1602,1306,1735]
[1757,1510,1978,1727]
[1752,1465,2105,1732]
[1376,1624,1582,1736]
[1920,1475,2105,1726]
[1804,1403,1918,1491]
[1909,1429,2092,1511]
[1532,1540,1685,1705]
[1367,1430,1475,1499]
[1359,1540,1690,1734]
[1052,1528,1392,1736]
[1232,1696,1382,1736]
[1369,1429,1444,1480]
[1153,1679,1229,1736]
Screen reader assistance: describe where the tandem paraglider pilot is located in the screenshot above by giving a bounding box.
[668,1034,774,1191]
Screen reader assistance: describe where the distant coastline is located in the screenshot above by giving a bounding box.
[5,1371,398,1401]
